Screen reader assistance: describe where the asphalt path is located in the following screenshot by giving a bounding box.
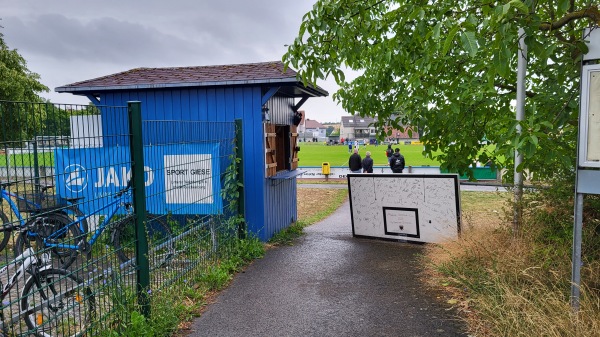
[187,199,468,337]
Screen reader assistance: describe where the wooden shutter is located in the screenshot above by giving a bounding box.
[265,123,277,177]
[291,125,299,170]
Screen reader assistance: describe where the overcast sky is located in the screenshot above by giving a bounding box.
[2,0,350,123]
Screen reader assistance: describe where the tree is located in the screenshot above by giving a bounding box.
[284,0,599,181]
[0,31,48,102]
[0,30,51,143]
[326,125,335,135]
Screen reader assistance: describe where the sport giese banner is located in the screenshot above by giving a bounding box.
[54,144,221,215]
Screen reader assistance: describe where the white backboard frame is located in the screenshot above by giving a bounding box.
[348,174,461,244]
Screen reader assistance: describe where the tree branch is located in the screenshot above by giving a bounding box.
[539,6,600,31]
[495,82,537,98]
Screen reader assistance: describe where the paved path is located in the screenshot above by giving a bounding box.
[187,201,467,337]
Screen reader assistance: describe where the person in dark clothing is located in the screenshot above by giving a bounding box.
[348,149,362,173]
[362,151,374,173]
[389,148,405,173]
[385,144,393,164]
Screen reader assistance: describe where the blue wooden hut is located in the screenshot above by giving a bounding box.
[56,61,328,241]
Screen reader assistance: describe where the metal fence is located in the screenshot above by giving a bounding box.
[0,100,241,336]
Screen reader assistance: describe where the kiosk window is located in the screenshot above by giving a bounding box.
[265,124,299,177]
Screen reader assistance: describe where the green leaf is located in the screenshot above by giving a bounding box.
[557,0,569,14]
[460,31,478,57]
[524,142,536,157]
[432,22,441,40]
[428,86,435,96]
[509,0,529,14]
[442,25,460,56]
[494,45,511,79]
[530,134,538,146]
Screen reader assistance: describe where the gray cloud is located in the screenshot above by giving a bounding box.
[0,0,345,122]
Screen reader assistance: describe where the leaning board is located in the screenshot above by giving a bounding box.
[348,174,461,243]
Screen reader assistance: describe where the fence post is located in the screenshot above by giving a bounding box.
[235,119,245,237]
[32,140,41,193]
[5,145,10,182]
[127,101,151,317]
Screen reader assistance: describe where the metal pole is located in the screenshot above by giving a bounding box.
[127,101,151,317]
[571,192,584,310]
[32,140,40,194]
[5,145,10,182]
[514,28,527,233]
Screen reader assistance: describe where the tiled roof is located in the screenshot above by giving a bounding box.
[305,119,325,129]
[56,61,323,94]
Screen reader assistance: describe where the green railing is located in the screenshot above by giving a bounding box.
[0,100,243,336]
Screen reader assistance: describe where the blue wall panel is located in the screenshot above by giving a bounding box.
[263,95,297,237]
[97,87,298,241]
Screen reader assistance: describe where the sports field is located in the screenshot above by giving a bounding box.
[0,143,441,168]
[0,152,54,167]
[297,142,440,167]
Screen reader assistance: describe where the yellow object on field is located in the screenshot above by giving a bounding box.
[322,162,330,175]
[412,141,423,145]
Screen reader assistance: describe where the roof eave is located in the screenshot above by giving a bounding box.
[56,77,328,98]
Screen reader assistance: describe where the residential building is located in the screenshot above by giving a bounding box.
[339,115,420,143]
[339,116,377,140]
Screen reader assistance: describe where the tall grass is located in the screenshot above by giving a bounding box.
[425,180,600,336]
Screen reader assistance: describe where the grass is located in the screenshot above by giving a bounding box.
[298,142,440,167]
[0,144,435,168]
[269,187,348,245]
[95,231,266,337]
[459,190,511,229]
[0,152,54,166]
[424,186,600,337]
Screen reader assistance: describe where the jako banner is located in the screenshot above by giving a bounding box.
[54,144,221,215]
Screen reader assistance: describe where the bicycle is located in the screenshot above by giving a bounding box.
[0,181,89,252]
[0,220,93,336]
[14,181,174,270]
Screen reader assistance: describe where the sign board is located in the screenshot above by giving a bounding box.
[54,144,221,215]
[579,64,600,167]
[348,174,461,244]
[299,166,442,179]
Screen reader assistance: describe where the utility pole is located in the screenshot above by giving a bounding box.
[514,28,527,234]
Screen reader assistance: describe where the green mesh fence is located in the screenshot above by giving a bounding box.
[0,101,241,336]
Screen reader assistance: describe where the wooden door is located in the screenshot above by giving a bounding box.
[265,123,277,177]
[291,125,299,170]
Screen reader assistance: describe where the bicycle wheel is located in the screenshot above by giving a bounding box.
[113,215,174,268]
[20,268,92,337]
[15,213,83,269]
[0,211,12,252]
[62,205,89,235]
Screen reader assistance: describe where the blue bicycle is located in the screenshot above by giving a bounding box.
[0,181,89,253]
[14,181,174,270]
